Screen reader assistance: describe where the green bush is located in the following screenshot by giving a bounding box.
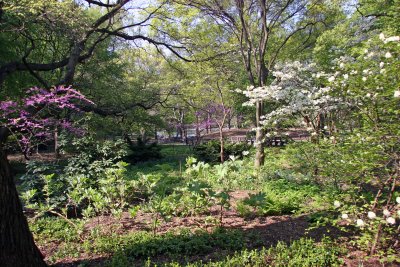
[193,140,251,163]
[21,162,136,219]
[125,137,163,163]
[63,135,128,177]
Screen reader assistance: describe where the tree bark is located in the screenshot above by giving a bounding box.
[54,128,60,158]
[254,100,265,168]
[219,127,224,163]
[0,131,46,266]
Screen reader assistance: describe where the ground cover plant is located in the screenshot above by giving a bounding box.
[1,0,399,266]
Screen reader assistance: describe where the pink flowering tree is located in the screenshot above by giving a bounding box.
[0,86,93,266]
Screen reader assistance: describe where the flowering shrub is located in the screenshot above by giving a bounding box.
[326,33,400,255]
[0,86,93,155]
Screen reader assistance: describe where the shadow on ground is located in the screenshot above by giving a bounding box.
[51,214,352,267]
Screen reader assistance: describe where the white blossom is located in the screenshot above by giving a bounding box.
[379,62,384,68]
[386,217,396,225]
[362,77,367,81]
[383,209,391,216]
[334,201,341,208]
[384,36,400,43]
[385,52,392,58]
[350,70,358,75]
[328,76,335,82]
[242,151,249,156]
[396,196,400,204]
[343,74,349,80]
[341,213,349,219]
[394,91,400,98]
[240,61,343,127]
[356,219,365,227]
[367,211,376,219]
[379,33,385,41]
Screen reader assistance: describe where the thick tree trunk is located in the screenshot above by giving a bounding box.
[0,132,46,267]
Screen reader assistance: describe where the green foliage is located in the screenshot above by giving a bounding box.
[263,237,344,267]
[30,217,84,243]
[19,161,66,208]
[185,156,257,190]
[63,135,128,177]
[125,137,163,163]
[193,140,251,163]
[236,178,322,218]
[105,228,248,265]
[22,162,135,219]
[108,237,343,267]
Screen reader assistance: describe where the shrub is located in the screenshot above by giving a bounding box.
[193,140,251,163]
[63,135,128,177]
[125,137,163,163]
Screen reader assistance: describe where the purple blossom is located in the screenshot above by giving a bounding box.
[1,85,93,154]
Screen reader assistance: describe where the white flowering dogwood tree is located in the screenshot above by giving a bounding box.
[237,61,346,138]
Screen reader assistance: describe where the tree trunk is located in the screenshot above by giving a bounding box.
[207,113,211,134]
[254,100,265,168]
[195,115,201,145]
[54,128,60,158]
[0,133,46,266]
[219,127,224,163]
[183,127,188,144]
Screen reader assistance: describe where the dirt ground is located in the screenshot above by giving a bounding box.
[38,190,399,267]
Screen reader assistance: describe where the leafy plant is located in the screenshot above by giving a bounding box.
[193,140,251,163]
[125,136,163,163]
[62,135,128,177]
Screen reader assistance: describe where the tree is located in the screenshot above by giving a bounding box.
[239,61,343,135]
[0,86,92,266]
[0,0,193,92]
[172,0,343,166]
[0,2,200,263]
